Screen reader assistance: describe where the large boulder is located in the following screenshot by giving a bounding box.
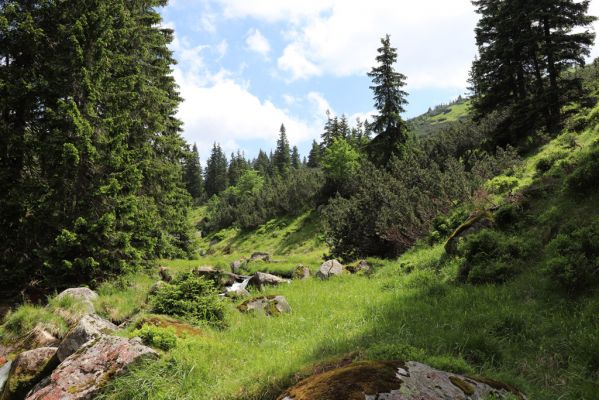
[56,288,98,314]
[238,296,291,316]
[1,347,58,400]
[316,260,345,279]
[56,314,117,362]
[445,211,494,255]
[248,272,289,289]
[12,326,59,355]
[26,335,158,400]
[347,260,372,275]
[192,266,242,288]
[250,252,270,262]
[278,360,525,400]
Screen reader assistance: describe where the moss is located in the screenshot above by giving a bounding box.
[4,353,59,399]
[279,361,403,400]
[468,375,526,399]
[445,211,493,255]
[135,315,202,337]
[449,376,475,395]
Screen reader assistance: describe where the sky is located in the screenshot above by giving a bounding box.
[160,0,599,162]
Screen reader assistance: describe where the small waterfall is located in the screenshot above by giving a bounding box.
[226,276,251,293]
[0,360,12,393]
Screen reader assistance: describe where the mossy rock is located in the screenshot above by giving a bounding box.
[237,296,291,316]
[1,347,59,400]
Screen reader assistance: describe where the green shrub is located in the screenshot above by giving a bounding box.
[484,175,520,194]
[149,273,226,328]
[565,144,599,195]
[458,230,534,284]
[545,218,599,293]
[131,325,178,351]
[494,203,523,231]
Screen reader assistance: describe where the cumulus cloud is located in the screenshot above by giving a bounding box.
[246,28,271,56]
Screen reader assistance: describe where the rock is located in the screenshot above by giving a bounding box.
[0,362,11,396]
[158,267,173,283]
[445,211,494,255]
[56,314,117,362]
[193,266,242,287]
[278,360,525,400]
[278,361,526,400]
[347,260,371,274]
[1,347,58,400]
[26,335,158,400]
[248,272,289,289]
[250,252,270,262]
[230,260,244,274]
[316,260,345,279]
[238,296,291,316]
[12,326,59,354]
[56,288,98,314]
[225,287,251,299]
[149,281,167,295]
[292,265,311,280]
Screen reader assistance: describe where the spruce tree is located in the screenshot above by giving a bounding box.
[307,140,322,168]
[228,150,249,186]
[205,143,228,197]
[184,144,205,203]
[273,124,291,175]
[291,146,301,169]
[367,34,409,166]
[254,150,271,176]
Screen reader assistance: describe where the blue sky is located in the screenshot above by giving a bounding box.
[161,0,599,162]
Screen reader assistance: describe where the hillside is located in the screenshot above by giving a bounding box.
[408,97,471,137]
[2,102,597,399]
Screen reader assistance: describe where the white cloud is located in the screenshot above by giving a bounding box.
[246,28,271,56]
[277,43,322,81]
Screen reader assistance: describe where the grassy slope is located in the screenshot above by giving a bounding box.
[408,98,471,137]
[3,107,599,400]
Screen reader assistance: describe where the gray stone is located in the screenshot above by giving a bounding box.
[250,252,270,262]
[347,260,371,274]
[316,260,345,279]
[248,272,289,289]
[292,265,311,280]
[1,347,58,400]
[55,288,98,314]
[26,335,158,400]
[238,296,291,316]
[56,314,117,362]
[0,362,11,396]
[230,260,243,274]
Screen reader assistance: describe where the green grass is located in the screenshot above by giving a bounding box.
[428,100,471,124]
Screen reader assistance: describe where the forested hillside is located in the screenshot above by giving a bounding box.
[1,0,599,399]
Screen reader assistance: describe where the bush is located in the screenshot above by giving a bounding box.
[494,203,523,231]
[484,175,520,194]
[458,230,534,284]
[149,273,226,328]
[131,325,177,351]
[545,218,599,294]
[565,144,599,195]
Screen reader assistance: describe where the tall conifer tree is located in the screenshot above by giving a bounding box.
[273,124,291,175]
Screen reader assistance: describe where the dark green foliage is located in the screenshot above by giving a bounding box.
[273,124,291,176]
[494,203,524,231]
[0,0,195,291]
[291,146,301,169]
[367,35,409,166]
[470,0,596,145]
[458,230,534,284]
[205,143,228,197]
[184,144,205,203]
[429,208,471,243]
[307,140,322,168]
[565,143,599,195]
[253,150,271,176]
[150,273,225,328]
[228,151,250,187]
[545,218,599,294]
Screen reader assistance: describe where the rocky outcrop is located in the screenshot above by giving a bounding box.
[278,360,525,400]
[316,260,345,279]
[248,272,289,289]
[292,265,311,280]
[56,288,98,314]
[250,252,270,262]
[238,296,291,316]
[1,347,58,400]
[192,266,242,287]
[445,211,494,255]
[56,315,116,362]
[26,335,157,400]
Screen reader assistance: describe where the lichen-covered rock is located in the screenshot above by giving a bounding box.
[316,260,345,279]
[248,272,289,289]
[56,315,117,362]
[250,252,270,262]
[12,327,59,355]
[292,265,311,280]
[278,360,525,400]
[1,347,58,400]
[347,260,371,274]
[238,296,291,316]
[445,211,494,255]
[56,288,98,314]
[26,335,158,400]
